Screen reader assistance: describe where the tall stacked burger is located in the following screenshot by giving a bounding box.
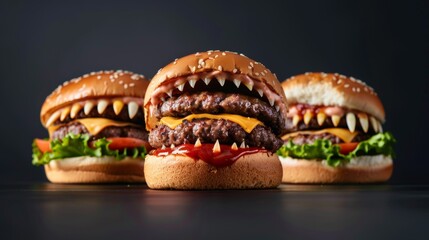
[278,72,395,183]
[32,70,150,183]
[144,50,287,189]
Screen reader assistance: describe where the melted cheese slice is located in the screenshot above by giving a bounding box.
[282,128,358,143]
[160,114,264,133]
[48,118,141,137]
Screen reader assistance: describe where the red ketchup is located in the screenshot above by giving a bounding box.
[153,143,265,167]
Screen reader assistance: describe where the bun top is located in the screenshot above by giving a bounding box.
[41,70,149,125]
[282,72,385,122]
[144,50,288,129]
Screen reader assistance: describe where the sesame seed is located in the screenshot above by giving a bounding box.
[239,53,245,56]
[131,74,139,80]
[250,62,254,67]
[119,80,124,84]
[195,52,200,56]
[255,72,260,76]
[90,72,96,75]
[344,84,350,88]
[248,66,252,69]
[337,79,342,84]
[129,83,135,87]
[305,72,310,75]
[254,62,259,65]
[218,66,223,71]
[214,55,219,58]
[356,88,361,92]
[233,68,238,73]
[97,76,102,80]
[261,72,265,76]
[222,52,226,56]
[124,84,128,89]
[264,70,268,73]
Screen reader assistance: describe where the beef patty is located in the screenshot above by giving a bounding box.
[51,122,148,141]
[153,92,286,135]
[149,119,283,152]
[284,132,371,145]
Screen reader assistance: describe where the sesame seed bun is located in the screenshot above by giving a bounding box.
[282,72,385,122]
[279,155,393,183]
[144,50,287,130]
[44,156,145,183]
[41,70,149,126]
[144,152,282,189]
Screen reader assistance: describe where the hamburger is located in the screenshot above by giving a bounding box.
[278,72,395,183]
[143,50,287,189]
[32,70,150,183]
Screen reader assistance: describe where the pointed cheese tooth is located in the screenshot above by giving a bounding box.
[231,142,238,150]
[292,115,301,127]
[317,112,326,126]
[194,138,202,147]
[304,111,313,125]
[128,101,139,119]
[97,100,109,114]
[70,103,83,118]
[358,113,369,133]
[203,78,211,85]
[46,110,61,127]
[233,79,241,88]
[213,140,221,153]
[177,83,185,91]
[257,89,264,97]
[275,105,280,112]
[244,82,253,91]
[189,79,197,88]
[60,107,70,121]
[331,115,341,127]
[166,89,173,98]
[170,144,175,148]
[370,116,379,132]
[113,100,124,115]
[268,97,275,106]
[161,144,166,150]
[346,113,356,132]
[84,101,95,115]
[217,77,225,86]
[240,140,246,148]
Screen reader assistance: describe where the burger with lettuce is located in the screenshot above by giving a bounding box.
[32,70,150,183]
[278,72,395,183]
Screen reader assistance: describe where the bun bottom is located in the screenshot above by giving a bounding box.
[44,156,145,183]
[144,152,282,189]
[280,155,393,183]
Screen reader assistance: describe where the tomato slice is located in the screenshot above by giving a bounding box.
[106,137,150,150]
[337,142,359,155]
[35,139,51,153]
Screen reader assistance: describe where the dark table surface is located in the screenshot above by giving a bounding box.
[1,183,428,239]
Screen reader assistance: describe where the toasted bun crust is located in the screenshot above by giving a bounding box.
[144,152,282,189]
[41,70,149,126]
[144,50,287,129]
[282,72,385,122]
[44,156,145,183]
[279,155,393,183]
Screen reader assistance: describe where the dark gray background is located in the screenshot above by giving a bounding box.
[0,0,428,183]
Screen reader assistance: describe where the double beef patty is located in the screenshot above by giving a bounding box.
[153,92,286,135]
[149,91,284,151]
[149,119,282,151]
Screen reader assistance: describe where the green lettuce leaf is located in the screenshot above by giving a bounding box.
[276,132,396,167]
[32,134,146,166]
